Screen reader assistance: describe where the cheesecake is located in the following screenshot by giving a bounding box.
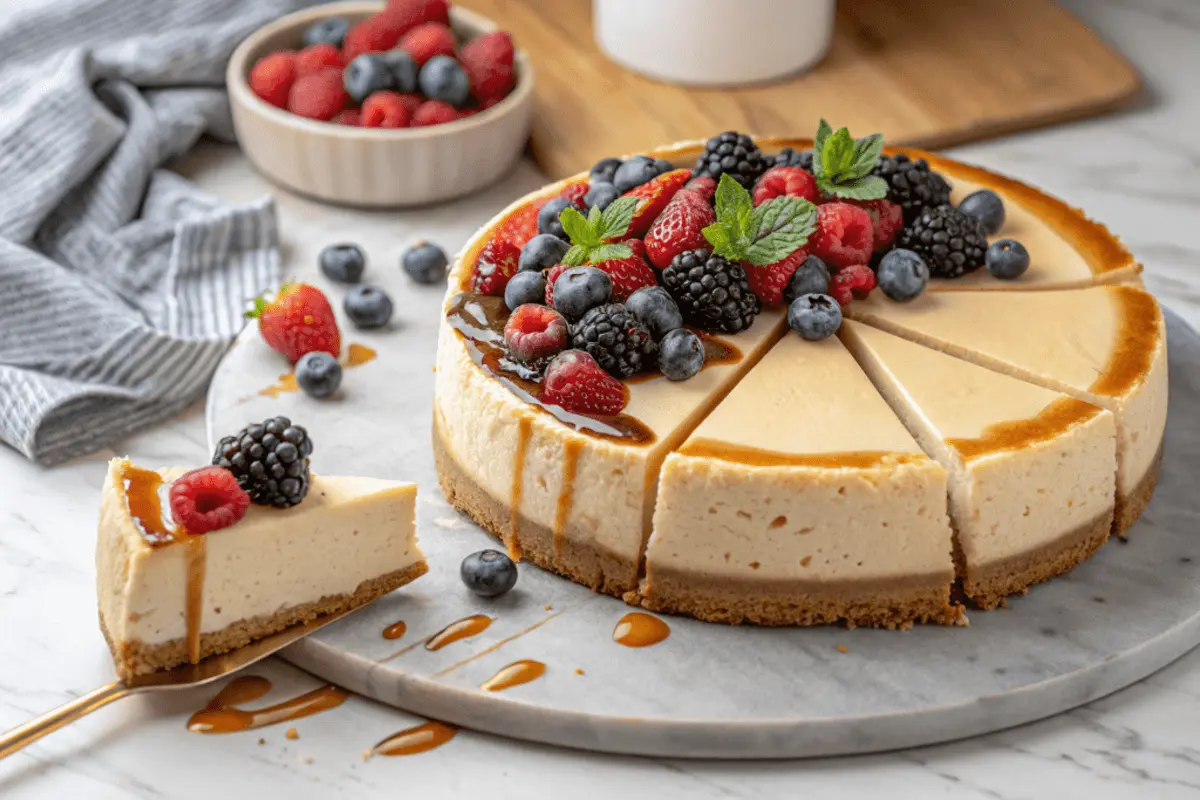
[97,457,425,679]
[840,320,1117,607]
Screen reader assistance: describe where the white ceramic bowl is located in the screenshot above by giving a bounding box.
[227,1,534,207]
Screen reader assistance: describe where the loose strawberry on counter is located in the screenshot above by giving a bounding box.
[247,283,341,363]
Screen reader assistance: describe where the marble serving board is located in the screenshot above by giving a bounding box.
[206,277,1200,759]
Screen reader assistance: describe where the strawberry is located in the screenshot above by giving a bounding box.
[829,264,877,307]
[471,238,521,296]
[399,22,456,66]
[745,247,807,307]
[248,51,296,109]
[542,350,627,416]
[683,175,717,201]
[848,198,903,251]
[385,0,451,30]
[295,43,343,78]
[493,197,549,250]
[753,166,818,206]
[622,169,690,237]
[543,263,569,306]
[543,242,655,306]
[459,31,515,103]
[503,305,569,363]
[558,181,590,208]
[168,467,250,534]
[808,202,874,270]
[644,189,715,269]
[362,90,411,128]
[287,69,347,121]
[412,99,458,126]
[247,283,341,363]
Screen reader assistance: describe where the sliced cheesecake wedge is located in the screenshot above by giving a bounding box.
[97,458,425,680]
[840,320,1117,608]
[640,334,961,629]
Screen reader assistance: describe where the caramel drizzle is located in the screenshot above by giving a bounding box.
[367,721,457,757]
[480,659,546,691]
[382,620,407,640]
[552,440,581,560]
[187,675,347,734]
[507,416,531,561]
[425,614,492,651]
[613,612,670,648]
[676,441,929,469]
[949,397,1105,461]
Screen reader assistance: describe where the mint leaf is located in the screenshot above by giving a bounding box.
[702,221,736,259]
[587,243,634,263]
[561,245,588,267]
[848,134,884,180]
[714,173,751,224]
[812,119,833,181]
[559,206,596,247]
[812,119,887,200]
[596,197,637,242]
[822,127,855,182]
[743,197,818,266]
[828,175,888,201]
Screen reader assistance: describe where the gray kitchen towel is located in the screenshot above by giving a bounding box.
[0,0,325,465]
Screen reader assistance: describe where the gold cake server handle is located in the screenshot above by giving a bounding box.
[0,682,135,760]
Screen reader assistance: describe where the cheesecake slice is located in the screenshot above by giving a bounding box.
[840,321,1117,608]
[640,334,961,628]
[97,458,425,680]
[845,285,1166,535]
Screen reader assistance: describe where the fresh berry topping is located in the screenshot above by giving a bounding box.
[773,147,813,171]
[542,350,627,416]
[518,233,570,273]
[570,303,656,378]
[622,168,691,238]
[745,247,808,307]
[330,109,362,126]
[399,22,455,65]
[558,182,590,208]
[658,328,705,381]
[644,189,715,269]
[504,304,569,362]
[682,175,717,201]
[212,417,313,508]
[343,54,395,104]
[549,265,612,319]
[584,182,619,212]
[494,199,546,250]
[787,293,842,341]
[613,155,662,193]
[849,198,903,252]
[589,157,623,185]
[872,153,952,224]
[985,239,1030,280]
[472,238,520,296]
[504,271,548,311]
[693,131,769,189]
[248,51,296,109]
[829,264,877,307]
[808,202,875,270]
[362,90,412,127]
[753,166,819,206]
[810,119,888,201]
[418,54,471,107]
[897,204,988,279]
[295,43,344,78]
[287,69,348,121]
[625,286,683,340]
[459,31,516,104]
[294,351,343,398]
[783,255,831,305]
[402,241,449,284]
[538,196,581,239]
[344,285,394,328]
[385,0,451,29]
[319,243,366,283]
[169,467,251,534]
[304,17,350,48]
[342,16,404,62]
[381,50,419,93]
[661,249,760,334]
[460,549,518,597]
[587,242,657,302]
[247,283,340,364]
[960,189,1007,235]
[411,99,459,126]
[876,249,929,301]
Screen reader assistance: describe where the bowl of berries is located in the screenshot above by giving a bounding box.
[227,0,532,207]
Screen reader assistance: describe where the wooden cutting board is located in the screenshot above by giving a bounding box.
[463,0,1140,179]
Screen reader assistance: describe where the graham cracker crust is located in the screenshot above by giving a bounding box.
[102,562,428,681]
[432,418,638,596]
[1114,441,1163,537]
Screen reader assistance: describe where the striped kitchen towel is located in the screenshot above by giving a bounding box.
[0,0,323,465]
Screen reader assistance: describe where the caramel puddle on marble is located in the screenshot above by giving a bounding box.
[366,721,457,758]
[613,612,670,648]
[187,675,348,734]
[480,659,546,691]
[258,343,377,397]
[425,614,492,651]
[381,620,407,640]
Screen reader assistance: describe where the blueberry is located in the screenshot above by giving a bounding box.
[959,189,1006,235]
[613,156,659,193]
[418,55,470,107]
[584,181,620,212]
[344,284,393,328]
[303,17,349,48]
[788,293,842,341]
[519,233,570,273]
[381,50,419,94]
[782,255,830,304]
[986,239,1030,280]
[658,328,704,381]
[653,158,674,176]
[294,351,343,399]
[343,54,395,105]
[319,243,366,283]
[504,271,547,311]
[402,241,448,284]
[589,157,622,184]
[625,286,683,340]
[461,549,518,597]
[537,196,575,239]
[876,249,929,302]
[552,266,611,319]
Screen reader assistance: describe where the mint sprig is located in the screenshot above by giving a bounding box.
[702,174,817,266]
[811,118,888,201]
[559,197,637,266]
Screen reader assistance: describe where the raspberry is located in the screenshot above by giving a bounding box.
[287,69,348,121]
[248,51,296,109]
[342,15,404,61]
[829,264,877,307]
[683,175,716,201]
[412,99,458,126]
[169,467,250,534]
[808,202,874,270]
[400,22,456,66]
[295,43,343,77]
[753,166,818,206]
[504,304,569,363]
[644,189,715,269]
[331,109,362,126]
[745,247,807,307]
[851,198,903,252]
[397,92,423,117]
[459,31,515,103]
[385,0,451,29]
[623,169,691,237]
[362,91,411,128]
[542,350,627,416]
[472,238,521,296]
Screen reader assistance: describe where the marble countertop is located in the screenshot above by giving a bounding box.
[4,0,1200,796]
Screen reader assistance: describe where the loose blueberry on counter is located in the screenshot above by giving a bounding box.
[584,181,619,212]
[625,285,683,340]
[959,189,1006,235]
[782,255,830,304]
[461,549,518,598]
[343,54,395,105]
[589,157,622,185]
[537,196,575,239]
[504,271,548,311]
[401,241,448,284]
[518,233,570,273]
[788,293,842,341]
[658,328,704,381]
[552,266,612,320]
[303,17,349,48]
[319,243,366,283]
[294,351,343,398]
[613,155,659,193]
[986,239,1030,280]
[381,50,419,93]
[344,285,394,328]
[876,249,929,302]
[419,55,470,107]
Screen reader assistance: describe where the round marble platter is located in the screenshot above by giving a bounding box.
[206,280,1200,759]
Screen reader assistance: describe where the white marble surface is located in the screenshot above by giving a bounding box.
[3,0,1200,795]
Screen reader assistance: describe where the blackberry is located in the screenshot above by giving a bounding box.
[661,249,760,334]
[570,303,656,379]
[872,154,952,224]
[212,416,312,508]
[897,205,988,279]
[693,131,768,189]
[774,147,813,171]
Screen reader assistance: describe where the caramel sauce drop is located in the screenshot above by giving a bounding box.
[425,614,492,651]
[259,372,298,398]
[368,721,457,758]
[613,612,670,648]
[480,659,546,692]
[122,465,173,546]
[382,620,407,641]
[346,342,376,366]
[187,676,348,734]
[258,343,379,397]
